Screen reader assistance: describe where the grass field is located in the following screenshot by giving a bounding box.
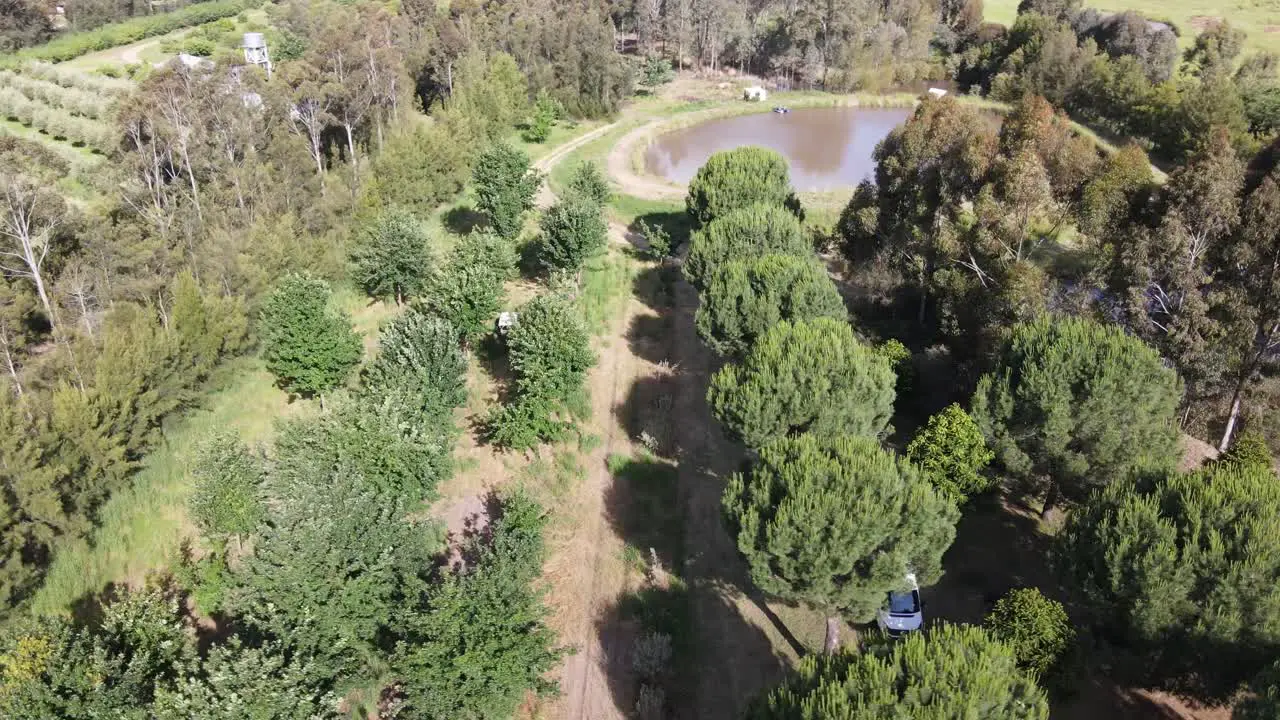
[985,0,1280,55]
[30,357,296,616]
[30,289,399,618]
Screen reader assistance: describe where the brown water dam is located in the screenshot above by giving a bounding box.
[644,106,913,191]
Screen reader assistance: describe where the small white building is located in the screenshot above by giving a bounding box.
[744,86,768,102]
[927,87,948,99]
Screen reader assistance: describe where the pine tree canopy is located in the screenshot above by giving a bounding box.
[1059,461,1280,698]
[709,318,896,449]
[684,203,811,290]
[685,146,802,227]
[971,315,1182,503]
[695,252,847,357]
[723,433,958,621]
[746,624,1049,719]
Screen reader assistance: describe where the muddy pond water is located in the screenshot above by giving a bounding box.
[644,106,913,191]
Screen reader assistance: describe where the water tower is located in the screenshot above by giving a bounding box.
[243,32,271,77]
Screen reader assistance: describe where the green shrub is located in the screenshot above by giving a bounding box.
[906,404,995,501]
[984,588,1074,678]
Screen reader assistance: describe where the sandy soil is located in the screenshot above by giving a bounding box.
[605,120,688,203]
[544,278,642,720]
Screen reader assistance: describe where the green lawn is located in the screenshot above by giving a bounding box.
[985,0,1280,55]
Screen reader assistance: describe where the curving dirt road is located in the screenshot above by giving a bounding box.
[604,120,687,203]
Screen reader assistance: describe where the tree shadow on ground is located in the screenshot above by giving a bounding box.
[603,453,682,576]
[441,204,486,236]
[627,211,693,257]
[926,492,1060,628]
[597,581,789,720]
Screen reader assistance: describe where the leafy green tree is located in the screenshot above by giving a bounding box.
[451,231,519,282]
[724,434,958,648]
[188,432,264,545]
[272,396,455,504]
[639,56,674,88]
[153,639,337,720]
[906,404,995,501]
[1217,429,1273,471]
[685,147,802,227]
[747,624,1048,719]
[361,308,468,421]
[258,274,362,397]
[226,469,442,685]
[522,90,561,143]
[709,318,896,449]
[684,203,811,290]
[363,122,470,217]
[488,295,594,449]
[1239,660,1280,720]
[395,491,561,718]
[971,316,1181,515]
[421,234,513,345]
[984,588,1074,678]
[507,294,594,404]
[565,161,612,206]
[695,253,847,357]
[0,587,195,718]
[1058,462,1280,698]
[350,210,432,304]
[537,194,608,274]
[866,97,997,323]
[472,143,542,240]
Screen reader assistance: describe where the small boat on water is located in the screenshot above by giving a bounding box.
[772,106,791,114]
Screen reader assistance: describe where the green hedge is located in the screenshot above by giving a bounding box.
[6,0,259,64]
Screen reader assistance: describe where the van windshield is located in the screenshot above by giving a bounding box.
[887,590,919,615]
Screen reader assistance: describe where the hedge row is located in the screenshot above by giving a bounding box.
[0,70,113,119]
[7,0,258,64]
[0,88,114,152]
[21,62,133,94]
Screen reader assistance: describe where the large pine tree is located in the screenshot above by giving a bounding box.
[971,315,1181,514]
[709,317,896,449]
[747,624,1048,719]
[724,433,958,650]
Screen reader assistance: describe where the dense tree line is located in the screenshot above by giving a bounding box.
[841,92,1280,454]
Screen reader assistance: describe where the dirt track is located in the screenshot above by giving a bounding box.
[605,120,686,203]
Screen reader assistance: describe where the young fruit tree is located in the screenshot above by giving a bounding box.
[565,161,612,206]
[684,203,810,289]
[537,193,608,274]
[970,316,1181,515]
[685,146,802,227]
[350,209,432,304]
[906,403,995,502]
[188,432,264,549]
[709,318,896,449]
[695,253,847,357]
[1058,462,1280,699]
[258,274,363,398]
[746,624,1048,719]
[421,234,513,346]
[472,142,542,240]
[723,433,959,652]
[984,587,1074,678]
